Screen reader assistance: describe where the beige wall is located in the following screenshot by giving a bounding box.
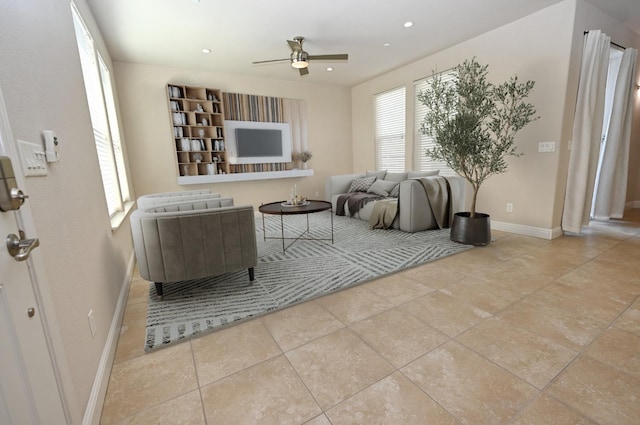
[0,0,134,420]
[114,62,352,207]
[352,0,640,232]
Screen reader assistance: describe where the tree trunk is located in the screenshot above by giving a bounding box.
[470,186,479,218]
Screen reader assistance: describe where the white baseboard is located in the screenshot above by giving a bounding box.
[82,251,135,425]
[626,201,640,209]
[491,220,563,240]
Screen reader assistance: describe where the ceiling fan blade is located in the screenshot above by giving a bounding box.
[252,58,290,64]
[287,39,302,53]
[308,54,349,61]
[299,67,309,76]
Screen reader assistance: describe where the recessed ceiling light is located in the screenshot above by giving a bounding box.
[201,48,211,54]
[383,42,391,47]
[403,21,414,28]
[326,67,334,72]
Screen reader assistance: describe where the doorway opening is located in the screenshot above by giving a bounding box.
[591,46,624,220]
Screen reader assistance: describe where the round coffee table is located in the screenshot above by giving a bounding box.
[258,200,334,252]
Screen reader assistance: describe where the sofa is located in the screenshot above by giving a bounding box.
[325,170,467,233]
[130,196,257,297]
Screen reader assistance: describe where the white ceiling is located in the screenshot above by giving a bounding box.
[86,0,640,87]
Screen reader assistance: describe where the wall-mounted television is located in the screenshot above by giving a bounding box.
[225,120,292,164]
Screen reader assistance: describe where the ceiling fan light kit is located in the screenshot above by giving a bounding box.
[253,36,348,76]
[291,51,309,69]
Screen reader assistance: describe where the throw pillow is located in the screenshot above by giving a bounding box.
[385,172,409,182]
[408,170,440,178]
[367,179,398,197]
[366,170,387,180]
[389,184,400,198]
[348,176,377,193]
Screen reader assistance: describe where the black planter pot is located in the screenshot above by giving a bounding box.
[450,212,491,246]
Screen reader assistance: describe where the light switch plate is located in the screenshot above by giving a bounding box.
[18,139,47,176]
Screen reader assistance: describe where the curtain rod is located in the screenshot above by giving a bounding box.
[583,30,626,50]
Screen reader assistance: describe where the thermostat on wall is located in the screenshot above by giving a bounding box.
[43,130,60,162]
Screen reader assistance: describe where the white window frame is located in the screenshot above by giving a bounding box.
[374,86,406,172]
[71,2,133,229]
[414,70,457,176]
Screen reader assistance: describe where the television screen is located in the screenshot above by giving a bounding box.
[235,128,283,157]
[225,120,292,164]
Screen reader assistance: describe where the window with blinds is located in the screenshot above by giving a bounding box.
[71,3,131,219]
[414,70,457,176]
[374,86,406,172]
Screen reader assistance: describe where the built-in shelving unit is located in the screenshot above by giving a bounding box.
[167,84,305,184]
[167,84,227,177]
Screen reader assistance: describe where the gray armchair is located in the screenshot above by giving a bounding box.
[130,197,257,297]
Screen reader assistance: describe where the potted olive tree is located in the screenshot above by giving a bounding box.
[418,58,537,245]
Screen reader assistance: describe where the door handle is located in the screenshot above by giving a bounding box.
[6,230,40,262]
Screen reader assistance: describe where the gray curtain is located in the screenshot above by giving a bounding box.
[592,47,638,220]
[562,30,611,233]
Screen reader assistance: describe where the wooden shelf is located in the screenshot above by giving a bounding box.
[177,169,314,185]
[168,84,228,177]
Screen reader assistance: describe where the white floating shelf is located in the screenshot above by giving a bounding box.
[178,169,314,185]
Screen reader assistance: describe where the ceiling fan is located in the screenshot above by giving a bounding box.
[252,36,348,76]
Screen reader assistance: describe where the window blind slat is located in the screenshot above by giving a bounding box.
[374,87,405,172]
[414,71,457,176]
[72,3,130,219]
[98,55,131,203]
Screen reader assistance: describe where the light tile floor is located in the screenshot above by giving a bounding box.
[101,210,640,424]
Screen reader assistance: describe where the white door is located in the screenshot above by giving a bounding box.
[0,88,67,423]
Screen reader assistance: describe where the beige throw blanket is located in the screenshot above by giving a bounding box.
[368,199,398,229]
[416,176,465,229]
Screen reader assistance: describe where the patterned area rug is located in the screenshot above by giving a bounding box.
[145,212,472,351]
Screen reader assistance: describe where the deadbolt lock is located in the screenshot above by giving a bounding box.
[0,156,29,211]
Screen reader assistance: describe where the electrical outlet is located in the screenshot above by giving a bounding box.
[315,191,319,198]
[88,309,96,338]
[506,203,514,213]
[538,141,556,152]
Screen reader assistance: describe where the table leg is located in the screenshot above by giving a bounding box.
[330,208,334,244]
[280,214,285,253]
[261,212,266,241]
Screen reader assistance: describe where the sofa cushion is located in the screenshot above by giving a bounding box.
[408,170,440,178]
[367,179,398,197]
[348,176,377,193]
[385,172,409,182]
[366,170,387,180]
